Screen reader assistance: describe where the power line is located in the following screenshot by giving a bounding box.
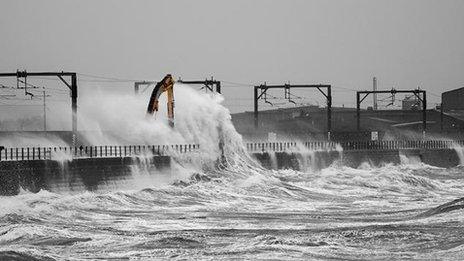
[332,85,358,91]
[221,80,254,87]
[0,104,42,107]
[77,73,145,82]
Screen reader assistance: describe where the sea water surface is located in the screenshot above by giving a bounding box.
[1,83,464,260]
[1,162,464,260]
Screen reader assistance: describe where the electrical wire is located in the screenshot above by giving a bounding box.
[0,104,42,107]
[17,79,41,89]
[77,73,145,82]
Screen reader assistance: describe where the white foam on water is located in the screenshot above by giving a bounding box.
[451,144,464,166]
[399,153,422,166]
[254,141,343,172]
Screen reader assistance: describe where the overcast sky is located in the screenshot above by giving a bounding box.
[1,0,463,116]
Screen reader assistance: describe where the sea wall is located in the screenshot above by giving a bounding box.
[1,145,462,196]
[0,156,171,196]
[252,148,461,171]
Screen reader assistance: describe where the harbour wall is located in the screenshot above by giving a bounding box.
[0,141,463,196]
[252,148,461,171]
[0,156,170,196]
[248,140,464,170]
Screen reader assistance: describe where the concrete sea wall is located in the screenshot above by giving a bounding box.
[1,141,463,196]
[252,148,461,171]
[0,156,170,196]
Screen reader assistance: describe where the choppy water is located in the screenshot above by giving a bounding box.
[2,84,464,260]
[1,161,464,260]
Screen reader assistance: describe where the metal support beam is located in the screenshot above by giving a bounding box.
[254,86,258,128]
[327,86,332,140]
[356,92,361,131]
[177,78,221,93]
[57,75,72,89]
[134,81,155,94]
[422,91,427,134]
[71,74,78,143]
[373,77,378,110]
[0,71,76,77]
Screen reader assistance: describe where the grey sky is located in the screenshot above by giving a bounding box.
[1,0,463,115]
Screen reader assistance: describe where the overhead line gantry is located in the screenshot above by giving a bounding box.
[254,83,332,140]
[134,77,221,94]
[178,77,221,93]
[356,88,427,133]
[0,70,78,144]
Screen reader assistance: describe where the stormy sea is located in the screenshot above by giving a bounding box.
[1,83,464,260]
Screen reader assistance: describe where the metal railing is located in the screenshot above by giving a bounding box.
[246,141,339,152]
[2,140,464,161]
[246,140,464,153]
[0,144,200,161]
[339,140,464,151]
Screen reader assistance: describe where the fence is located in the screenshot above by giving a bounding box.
[3,140,464,161]
[0,144,200,161]
[338,140,464,151]
[246,140,464,153]
[246,141,339,152]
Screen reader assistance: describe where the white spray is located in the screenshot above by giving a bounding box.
[72,83,252,171]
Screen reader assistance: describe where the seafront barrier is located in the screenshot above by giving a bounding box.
[248,140,464,170]
[0,144,200,161]
[0,140,463,196]
[0,144,199,196]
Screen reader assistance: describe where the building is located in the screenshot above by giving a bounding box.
[402,95,422,110]
[442,87,464,111]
